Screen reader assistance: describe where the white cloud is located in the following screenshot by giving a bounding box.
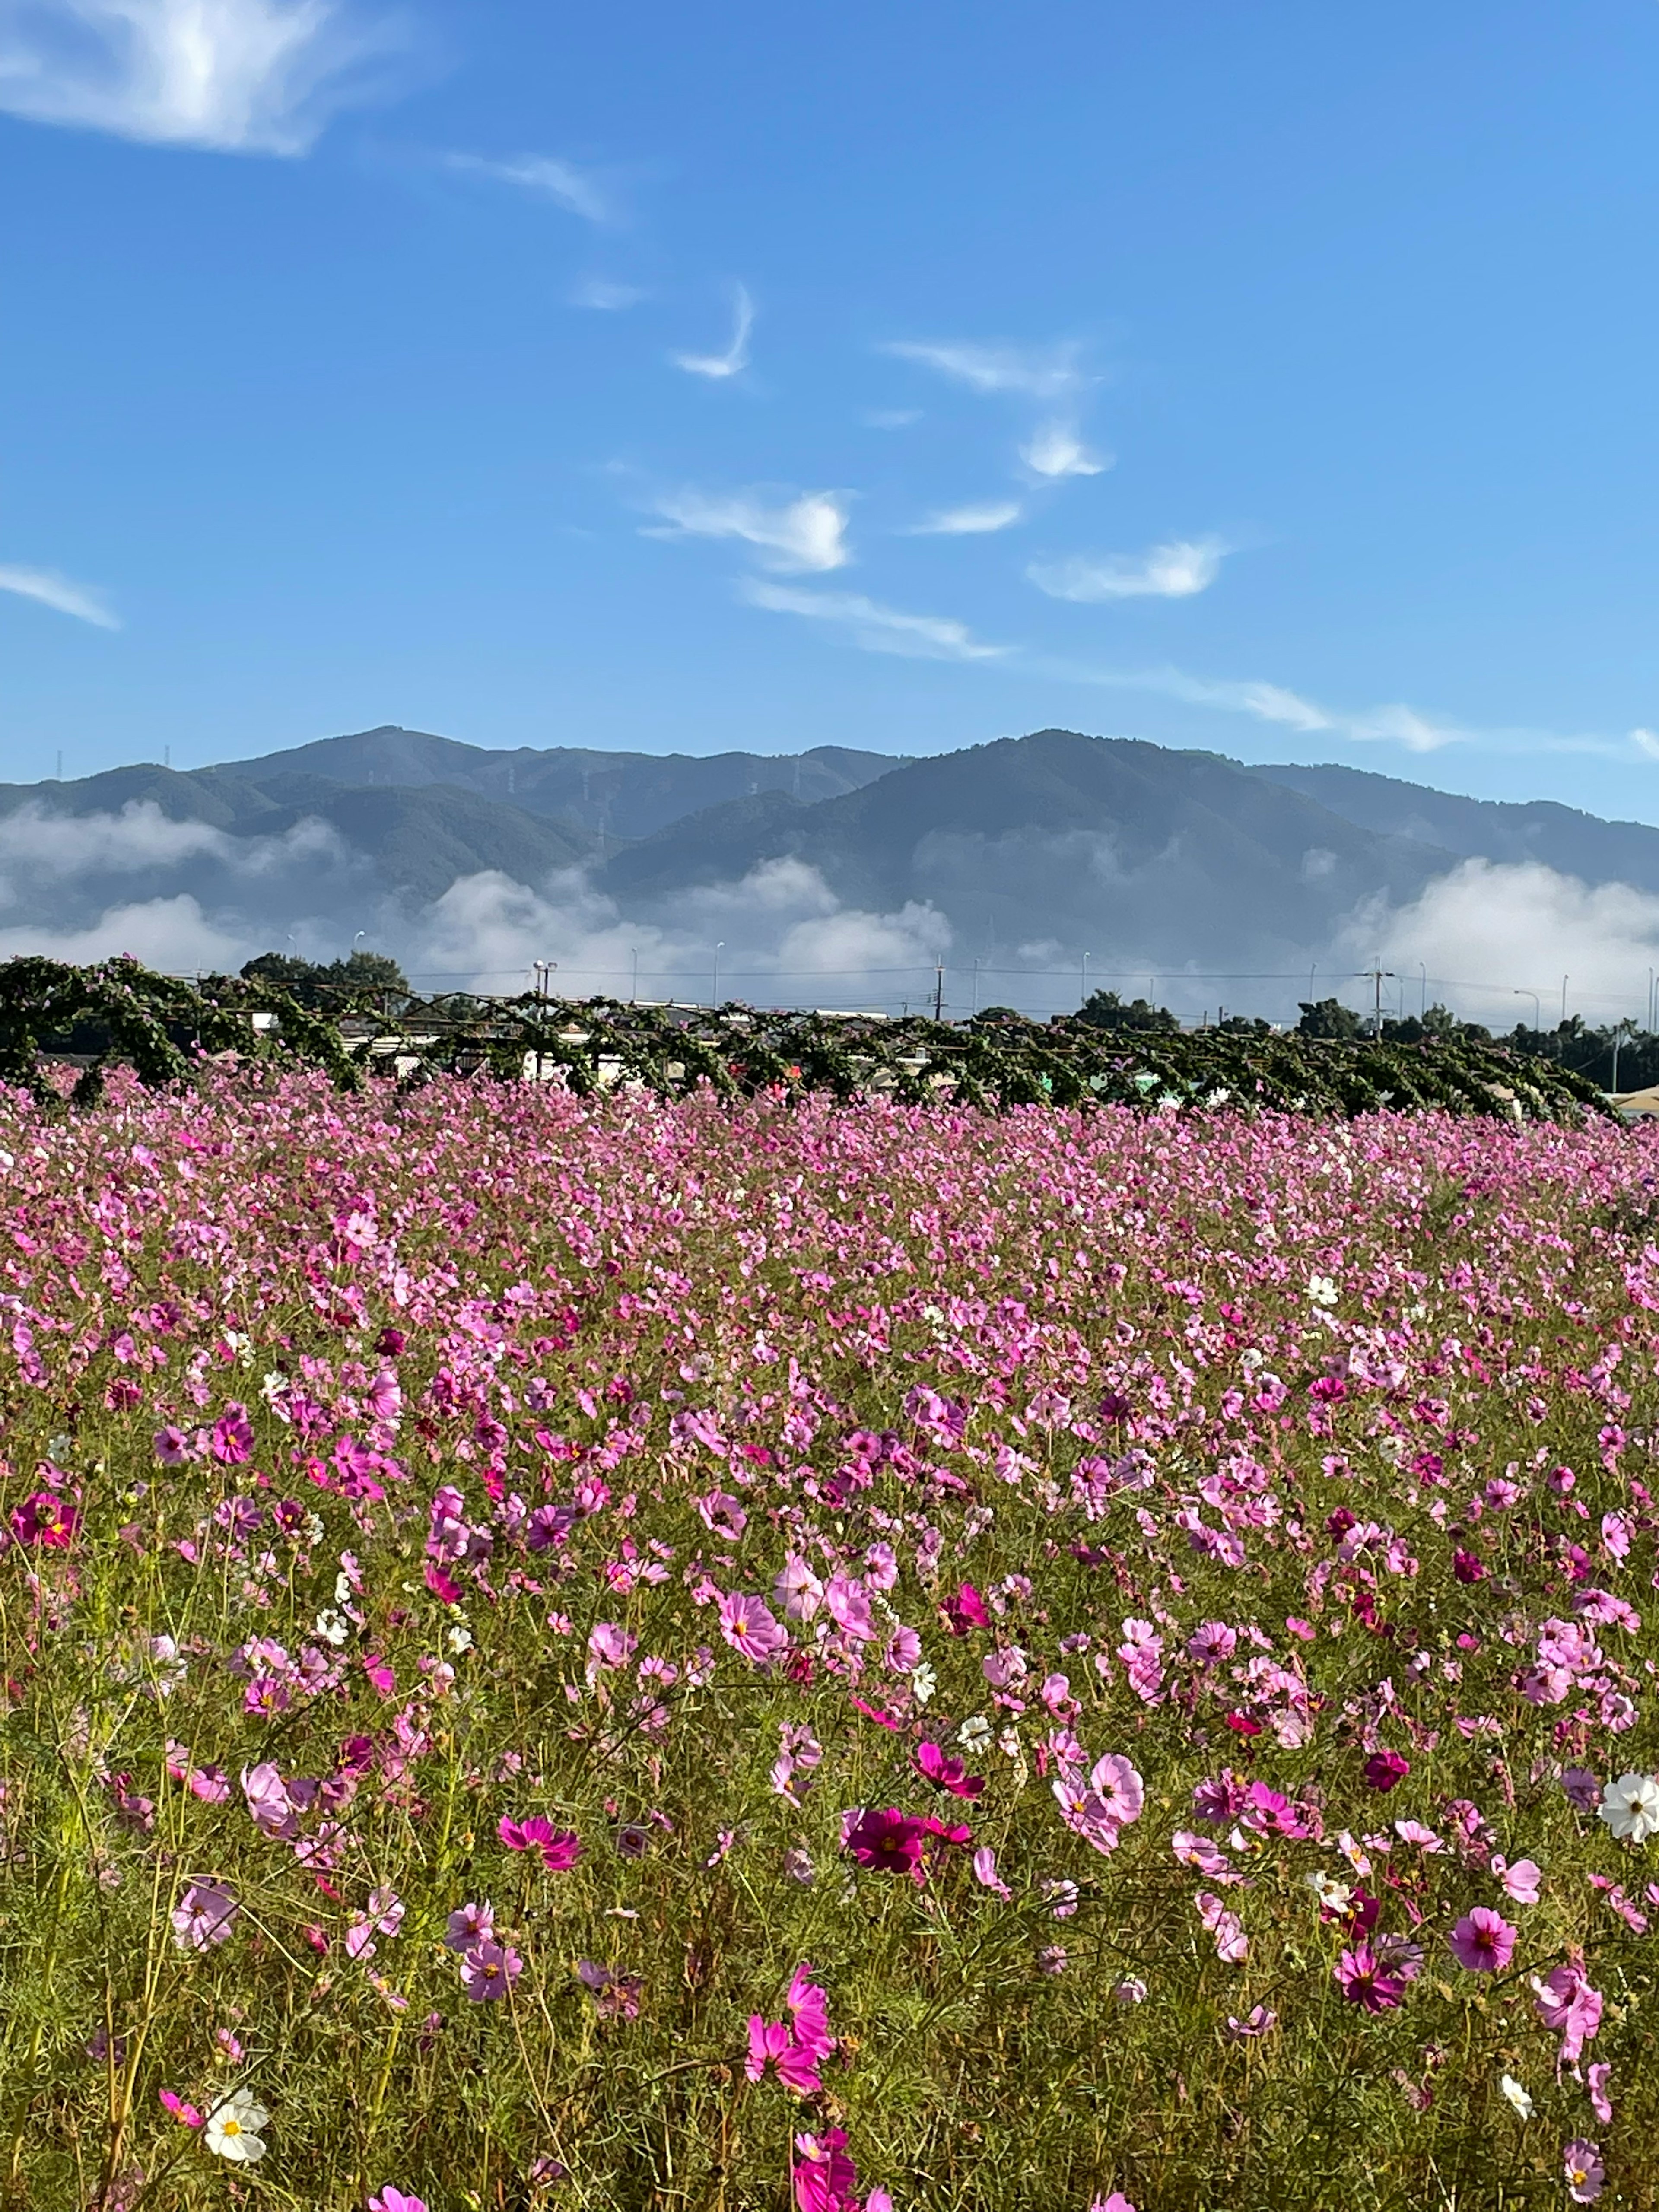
[1029,537,1227,601]
[0,0,395,154]
[645,487,851,574]
[672,283,754,379]
[0,562,118,627]
[882,339,1084,400]
[1044,657,1464,751]
[861,407,921,429]
[1354,859,1659,1028]
[0,892,248,969]
[409,858,950,1006]
[1020,420,1110,480]
[445,151,612,224]
[741,580,1007,662]
[569,275,645,310]
[906,500,1023,537]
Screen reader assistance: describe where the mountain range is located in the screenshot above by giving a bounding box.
[4,724,1655,1017]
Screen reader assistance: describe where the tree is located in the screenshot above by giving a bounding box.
[1077,989,1179,1034]
[240,950,409,1009]
[1297,998,1365,1040]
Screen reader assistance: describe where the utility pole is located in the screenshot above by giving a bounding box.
[1419,963,1427,1020]
[1367,968,1395,1037]
[933,963,945,1022]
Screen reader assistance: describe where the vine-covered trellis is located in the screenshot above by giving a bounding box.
[0,957,1614,1122]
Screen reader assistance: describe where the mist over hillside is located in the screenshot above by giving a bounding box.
[6,724,1659,1026]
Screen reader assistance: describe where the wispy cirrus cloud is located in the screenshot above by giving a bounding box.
[569,275,645,310]
[1020,420,1110,480]
[905,500,1023,537]
[0,563,119,628]
[445,151,613,223]
[0,0,399,154]
[740,580,1007,662]
[1029,537,1228,601]
[881,339,1084,400]
[672,283,754,379]
[644,487,850,574]
[1040,658,1465,751]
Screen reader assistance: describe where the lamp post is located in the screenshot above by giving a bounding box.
[630,947,639,1004]
[1515,989,1540,1038]
[1080,951,1091,1010]
[1419,962,1427,1020]
[712,943,725,1007]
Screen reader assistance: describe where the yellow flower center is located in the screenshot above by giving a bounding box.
[222,2120,241,2137]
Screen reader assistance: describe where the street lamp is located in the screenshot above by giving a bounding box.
[712,942,725,1007]
[1515,989,1541,1037]
[630,947,639,1004]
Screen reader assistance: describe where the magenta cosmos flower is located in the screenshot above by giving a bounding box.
[718,1590,789,1665]
[1363,1751,1411,1793]
[499,1815,583,1871]
[746,2015,823,2096]
[844,1808,928,1875]
[10,1491,77,1548]
[914,1742,985,1799]
[368,2193,429,2212]
[1333,1944,1405,2012]
[1449,1907,1516,1973]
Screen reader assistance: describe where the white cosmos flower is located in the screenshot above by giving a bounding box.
[312,1609,350,1648]
[909,1661,938,1705]
[1307,1274,1339,1308]
[1599,1771,1659,1843]
[205,2088,269,2162]
[957,1714,993,1753]
[1498,2073,1533,2120]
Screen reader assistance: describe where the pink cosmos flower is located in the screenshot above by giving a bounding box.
[844,1808,928,1876]
[1090,2196,1138,2212]
[159,2089,203,2128]
[210,1405,254,1464]
[1187,1621,1236,1665]
[786,1964,836,2059]
[368,2192,429,2212]
[576,1961,643,2020]
[499,1815,584,1870]
[459,1940,522,2002]
[1224,2005,1277,2040]
[1090,1754,1145,1827]
[1448,1907,1516,1974]
[1564,2140,1605,2204]
[718,1591,789,1665]
[1334,1944,1405,2012]
[747,2015,823,2095]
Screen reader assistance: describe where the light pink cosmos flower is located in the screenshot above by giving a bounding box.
[1532,1961,1603,2066]
[1449,1907,1516,1974]
[1224,2005,1277,2040]
[444,1902,494,1952]
[1586,2063,1613,2123]
[459,1939,522,2002]
[1564,2140,1605,2204]
[718,1591,789,1665]
[1194,1892,1247,1963]
[171,1881,238,1953]
[1496,1856,1542,1906]
[972,1846,1013,1901]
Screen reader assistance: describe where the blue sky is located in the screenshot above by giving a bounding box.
[6,0,1659,817]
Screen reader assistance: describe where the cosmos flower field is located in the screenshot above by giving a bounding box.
[5,1070,1659,2211]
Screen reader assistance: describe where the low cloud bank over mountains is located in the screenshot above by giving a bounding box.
[10,725,1659,1024]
